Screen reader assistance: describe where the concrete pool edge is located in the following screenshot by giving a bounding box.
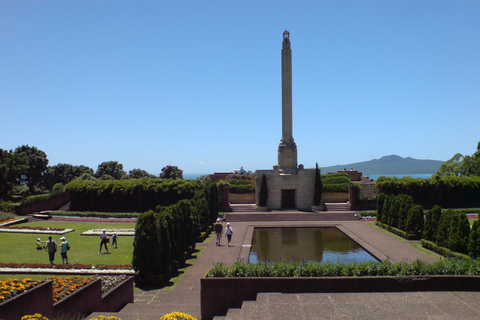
[239,223,389,264]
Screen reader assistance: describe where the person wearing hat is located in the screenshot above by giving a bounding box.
[36,238,45,250]
[225,223,233,247]
[214,218,223,246]
[59,236,69,264]
[99,229,110,254]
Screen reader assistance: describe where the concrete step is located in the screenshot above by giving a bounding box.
[226,212,359,222]
[229,204,257,212]
[325,202,350,211]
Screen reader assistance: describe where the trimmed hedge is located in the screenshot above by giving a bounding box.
[421,240,471,260]
[375,221,417,240]
[50,211,141,218]
[65,179,203,212]
[208,258,480,278]
[132,183,218,286]
[376,175,480,208]
[322,172,351,193]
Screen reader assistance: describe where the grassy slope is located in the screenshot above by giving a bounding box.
[0,221,135,266]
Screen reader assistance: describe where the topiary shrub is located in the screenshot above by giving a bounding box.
[258,173,268,207]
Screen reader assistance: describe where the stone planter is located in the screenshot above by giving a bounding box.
[201,275,480,320]
[0,276,134,320]
[0,280,53,320]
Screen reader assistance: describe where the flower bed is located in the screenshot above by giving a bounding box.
[0,217,27,227]
[0,262,134,275]
[52,217,137,223]
[0,226,74,235]
[0,276,134,320]
[0,278,43,302]
[81,229,135,236]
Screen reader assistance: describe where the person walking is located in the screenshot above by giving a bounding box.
[99,229,110,254]
[45,236,57,264]
[112,232,118,249]
[225,223,233,247]
[214,219,223,246]
[59,236,69,264]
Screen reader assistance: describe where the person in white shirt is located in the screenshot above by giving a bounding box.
[225,223,233,247]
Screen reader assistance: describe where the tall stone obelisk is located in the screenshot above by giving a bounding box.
[278,30,298,174]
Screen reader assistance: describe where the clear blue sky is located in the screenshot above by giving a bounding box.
[1,1,479,176]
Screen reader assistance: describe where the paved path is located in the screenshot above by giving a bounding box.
[87,218,478,320]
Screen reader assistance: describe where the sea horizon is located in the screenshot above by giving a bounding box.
[184,172,434,180]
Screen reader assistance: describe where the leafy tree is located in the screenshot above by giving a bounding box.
[397,194,413,231]
[129,168,156,179]
[468,220,480,258]
[438,141,480,177]
[434,209,454,248]
[0,149,28,199]
[44,163,94,189]
[405,205,424,238]
[313,163,323,206]
[388,195,400,229]
[258,173,269,207]
[77,173,96,181]
[423,205,441,241]
[14,145,48,193]
[160,165,183,180]
[448,214,468,254]
[376,193,386,223]
[381,194,393,224]
[96,161,127,180]
[436,153,464,177]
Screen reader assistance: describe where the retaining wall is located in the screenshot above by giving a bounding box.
[0,276,133,320]
[15,193,72,215]
[201,276,480,320]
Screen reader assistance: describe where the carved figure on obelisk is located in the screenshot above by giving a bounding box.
[278,30,298,174]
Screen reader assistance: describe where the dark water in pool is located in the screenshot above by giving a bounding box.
[249,227,378,264]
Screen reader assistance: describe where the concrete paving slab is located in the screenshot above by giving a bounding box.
[86,216,480,320]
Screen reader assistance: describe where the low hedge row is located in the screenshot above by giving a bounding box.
[421,239,471,260]
[208,258,480,278]
[50,211,141,218]
[375,221,417,240]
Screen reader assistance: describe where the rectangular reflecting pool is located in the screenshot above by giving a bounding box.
[249,227,378,264]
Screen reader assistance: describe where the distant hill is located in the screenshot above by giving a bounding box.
[320,155,444,176]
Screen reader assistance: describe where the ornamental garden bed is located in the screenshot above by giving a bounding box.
[0,275,133,320]
[81,228,135,236]
[0,226,74,234]
[200,275,480,320]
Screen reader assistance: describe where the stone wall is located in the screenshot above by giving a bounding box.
[229,193,255,204]
[322,192,349,203]
[255,166,316,211]
[201,275,480,320]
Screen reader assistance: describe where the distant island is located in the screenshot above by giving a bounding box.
[320,155,444,176]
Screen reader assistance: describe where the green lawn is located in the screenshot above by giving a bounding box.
[0,220,135,266]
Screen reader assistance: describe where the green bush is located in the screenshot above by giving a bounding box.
[322,172,350,193]
[208,258,480,278]
[65,179,202,212]
[421,240,471,260]
[258,173,268,207]
[376,193,385,222]
[376,176,480,208]
[50,211,140,218]
[405,205,424,240]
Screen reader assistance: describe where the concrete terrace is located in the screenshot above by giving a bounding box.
[87,211,480,320]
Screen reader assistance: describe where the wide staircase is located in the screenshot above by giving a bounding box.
[325,202,350,211]
[212,292,321,320]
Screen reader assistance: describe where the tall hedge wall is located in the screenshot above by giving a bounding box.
[64,179,203,212]
[376,175,480,208]
[132,183,218,286]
